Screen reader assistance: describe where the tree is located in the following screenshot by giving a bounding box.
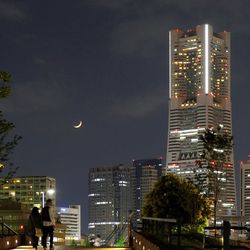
[142,174,211,229]
[0,71,21,183]
[196,125,233,227]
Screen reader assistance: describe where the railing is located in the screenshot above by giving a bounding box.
[0,222,21,250]
[105,223,128,246]
[140,217,181,249]
[132,217,250,250]
[0,222,18,236]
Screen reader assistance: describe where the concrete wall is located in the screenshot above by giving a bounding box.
[0,235,20,250]
[132,231,160,250]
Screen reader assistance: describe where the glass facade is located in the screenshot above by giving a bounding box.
[88,165,132,245]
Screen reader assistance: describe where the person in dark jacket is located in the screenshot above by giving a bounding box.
[41,199,56,250]
[27,207,42,250]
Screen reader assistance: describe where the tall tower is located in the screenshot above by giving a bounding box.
[166,24,236,217]
[88,165,132,245]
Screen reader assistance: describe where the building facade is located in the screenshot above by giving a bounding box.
[88,165,132,245]
[57,205,81,241]
[0,200,30,233]
[166,24,236,219]
[132,158,163,227]
[0,176,56,210]
[241,160,250,225]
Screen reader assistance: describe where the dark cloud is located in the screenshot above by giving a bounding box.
[88,0,250,56]
[0,0,27,21]
[2,80,67,114]
[86,0,133,9]
[110,85,167,118]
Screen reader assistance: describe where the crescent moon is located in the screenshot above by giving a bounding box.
[73,121,82,128]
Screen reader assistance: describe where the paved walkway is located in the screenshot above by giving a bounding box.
[12,246,131,250]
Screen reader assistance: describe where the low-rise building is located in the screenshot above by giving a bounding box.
[57,205,81,241]
[0,176,56,210]
[0,199,30,233]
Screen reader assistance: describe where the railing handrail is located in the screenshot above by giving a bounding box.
[0,222,18,236]
[141,216,177,223]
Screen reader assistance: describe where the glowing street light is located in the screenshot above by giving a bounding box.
[41,189,55,208]
[47,188,55,195]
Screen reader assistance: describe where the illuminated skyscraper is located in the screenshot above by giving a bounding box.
[166,24,236,218]
[241,159,250,225]
[88,165,132,245]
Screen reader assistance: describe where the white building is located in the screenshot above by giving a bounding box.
[57,205,81,240]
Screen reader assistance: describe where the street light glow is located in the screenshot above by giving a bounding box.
[47,188,55,195]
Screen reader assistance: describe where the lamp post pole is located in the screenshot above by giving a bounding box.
[41,191,45,208]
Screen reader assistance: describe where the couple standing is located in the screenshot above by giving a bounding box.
[28,199,56,250]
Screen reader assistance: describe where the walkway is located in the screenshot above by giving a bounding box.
[12,246,131,250]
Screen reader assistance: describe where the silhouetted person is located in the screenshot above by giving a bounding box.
[41,199,56,250]
[27,207,42,250]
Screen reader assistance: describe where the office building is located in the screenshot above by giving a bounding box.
[57,205,81,241]
[0,200,30,233]
[132,158,163,227]
[0,176,56,210]
[241,160,250,225]
[88,164,132,245]
[166,24,236,218]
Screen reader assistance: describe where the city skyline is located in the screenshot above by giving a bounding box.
[1,1,250,231]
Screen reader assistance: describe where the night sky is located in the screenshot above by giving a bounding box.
[1,0,250,232]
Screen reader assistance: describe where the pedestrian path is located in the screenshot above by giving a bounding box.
[12,246,75,250]
[12,246,131,250]
[11,246,65,250]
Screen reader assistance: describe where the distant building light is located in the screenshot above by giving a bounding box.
[88,193,100,197]
[89,222,123,226]
[95,202,111,205]
[92,178,105,182]
[213,148,224,153]
[191,138,198,143]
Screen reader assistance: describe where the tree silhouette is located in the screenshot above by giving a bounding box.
[0,71,22,183]
[196,125,233,227]
[142,174,211,229]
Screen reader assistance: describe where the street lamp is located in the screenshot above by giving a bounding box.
[47,188,55,196]
[41,189,55,208]
[41,191,45,207]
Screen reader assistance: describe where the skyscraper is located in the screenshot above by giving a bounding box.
[132,158,163,227]
[241,159,250,225]
[88,164,132,245]
[166,24,236,218]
